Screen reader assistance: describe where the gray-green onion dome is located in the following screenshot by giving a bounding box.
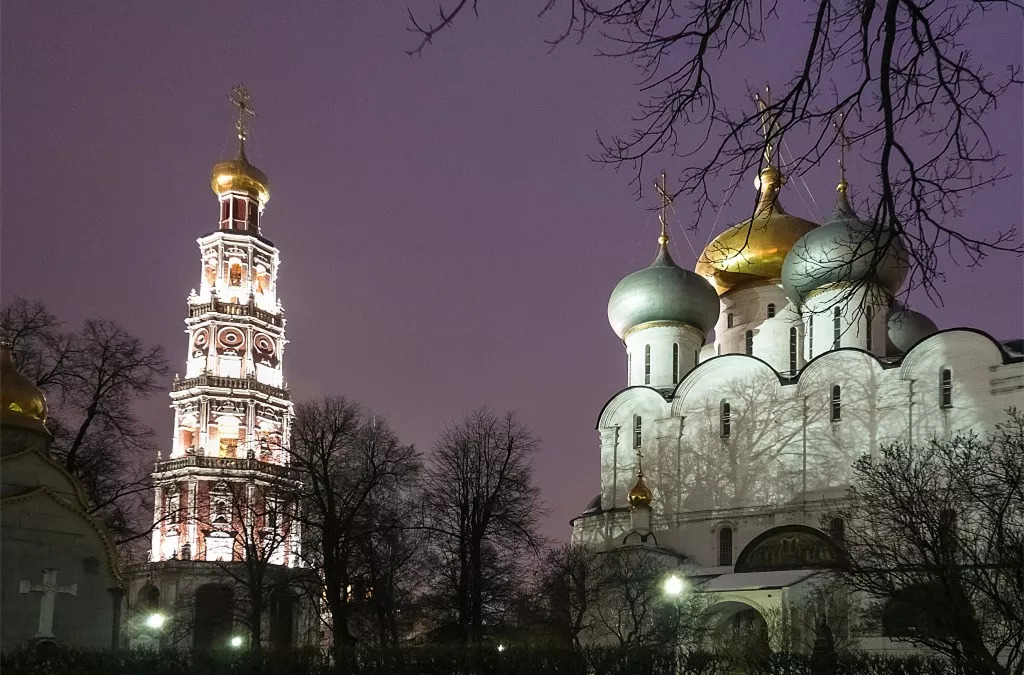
[887,304,937,354]
[781,184,908,303]
[608,242,721,339]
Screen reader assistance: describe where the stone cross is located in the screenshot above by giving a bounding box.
[19,569,77,639]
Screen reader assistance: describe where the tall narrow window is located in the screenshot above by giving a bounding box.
[628,353,632,380]
[644,345,651,385]
[220,200,230,223]
[789,327,798,373]
[940,369,953,408]
[809,316,814,356]
[745,330,754,355]
[866,306,874,351]
[829,517,846,546]
[672,343,679,384]
[767,303,776,318]
[831,385,842,422]
[694,349,699,368]
[249,203,259,230]
[720,401,731,439]
[833,307,841,349]
[718,527,734,566]
[633,415,642,449]
[727,313,734,329]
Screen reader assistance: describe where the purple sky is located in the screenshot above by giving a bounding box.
[3,3,1022,541]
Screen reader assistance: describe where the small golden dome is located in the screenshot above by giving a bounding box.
[0,343,47,431]
[211,144,270,205]
[627,472,653,508]
[695,166,818,296]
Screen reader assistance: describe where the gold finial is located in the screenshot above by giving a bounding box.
[754,85,780,167]
[228,84,256,151]
[834,111,850,194]
[655,171,672,248]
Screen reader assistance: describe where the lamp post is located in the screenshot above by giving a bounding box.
[662,574,688,674]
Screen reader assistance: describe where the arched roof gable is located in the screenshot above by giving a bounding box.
[899,327,1015,378]
[596,386,671,429]
[671,355,779,415]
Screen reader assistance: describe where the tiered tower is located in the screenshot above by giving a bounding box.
[149,86,300,568]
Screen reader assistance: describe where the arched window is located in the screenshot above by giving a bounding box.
[229,262,243,287]
[745,330,754,355]
[833,307,841,349]
[866,306,874,351]
[633,415,642,449]
[830,385,842,422]
[644,345,651,385]
[672,343,679,384]
[167,491,180,525]
[727,313,734,329]
[140,584,160,611]
[720,401,731,439]
[767,303,776,318]
[789,327,798,373]
[718,527,734,566]
[940,368,953,408]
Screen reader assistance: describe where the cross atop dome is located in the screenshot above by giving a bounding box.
[229,84,256,146]
[655,171,672,248]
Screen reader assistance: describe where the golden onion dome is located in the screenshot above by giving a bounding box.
[695,166,818,296]
[211,143,270,205]
[0,343,48,432]
[627,472,653,509]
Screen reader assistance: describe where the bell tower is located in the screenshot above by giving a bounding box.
[148,86,301,568]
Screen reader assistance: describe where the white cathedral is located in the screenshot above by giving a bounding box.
[570,156,1024,649]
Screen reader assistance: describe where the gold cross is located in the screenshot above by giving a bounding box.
[655,171,671,247]
[635,447,645,475]
[834,111,851,191]
[228,85,256,143]
[753,85,779,166]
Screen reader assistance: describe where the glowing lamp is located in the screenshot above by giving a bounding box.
[662,574,686,597]
[229,635,243,648]
[145,612,166,630]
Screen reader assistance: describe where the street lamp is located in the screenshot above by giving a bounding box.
[145,612,166,630]
[663,574,686,597]
[496,643,506,653]
[229,635,243,648]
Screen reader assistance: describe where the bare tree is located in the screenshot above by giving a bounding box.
[200,480,300,656]
[835,409,1024,675]
[422,407,547,643]
[287,396,420,659]
[408,1,1022,302]
[580,546,711,650]
[1,297,169,547]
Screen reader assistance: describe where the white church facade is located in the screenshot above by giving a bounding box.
[571,161,1024,649]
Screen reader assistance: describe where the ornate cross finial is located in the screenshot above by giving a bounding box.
[655,171,672,247]
[834,110,851,193]
[754,85,780,166]
[635,447,645,476]
[228,84,256,144]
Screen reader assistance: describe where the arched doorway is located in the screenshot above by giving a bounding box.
[269,588,295,652]
[193,584,234,652]
[710,601,770,659]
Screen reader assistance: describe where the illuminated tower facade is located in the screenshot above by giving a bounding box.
[149,86,301,569]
